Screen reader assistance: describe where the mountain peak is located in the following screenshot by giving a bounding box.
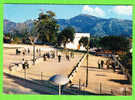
[4,14,132,37]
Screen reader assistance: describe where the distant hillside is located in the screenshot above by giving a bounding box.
[4,14,132,37]
[4,19,34,34]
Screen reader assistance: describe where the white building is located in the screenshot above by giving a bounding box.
[62,33,90,50]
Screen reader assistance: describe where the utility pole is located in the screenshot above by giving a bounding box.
[33,44,35,65]
[86,36,90,87]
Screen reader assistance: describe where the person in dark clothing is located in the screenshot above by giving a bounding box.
[16,48,18,55]
[36,49,38,53]
[28,48,30,55]
[101,60,104,69]
[43,53,46,61]
[22,49,26,56]
[24,60,29,69]
[22,59,25,70]
[66,52,70,61]
[48,52,50,59]
[58,55,61,62]
[105,59,110,69]
[112,61,116,72]
[98,59,101,69]
[16,48,21,55]
[67,55,70,61]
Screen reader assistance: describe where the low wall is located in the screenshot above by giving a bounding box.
[68,54,87,81]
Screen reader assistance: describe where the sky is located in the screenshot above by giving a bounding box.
[4,4,133,23]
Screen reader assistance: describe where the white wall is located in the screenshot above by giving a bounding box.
[64,33,90,50]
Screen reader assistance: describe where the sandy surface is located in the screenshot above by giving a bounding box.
[3,44,132,95]
[3,44,83,94]
[71,55,132,95]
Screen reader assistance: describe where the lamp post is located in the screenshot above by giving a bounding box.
[33,44,36,65]
[86,36,90,88]
[49,74,69,95]
[30,37,36,65]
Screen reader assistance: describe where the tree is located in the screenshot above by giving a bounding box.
[79,37,90,49]
[57,26,75,48]
[35,11,59,44]
[99,36,129,53]
[89,36,101,48]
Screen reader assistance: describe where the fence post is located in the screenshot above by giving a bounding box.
[100,82,102,94]
[110,89,113,95]
[123,88,127,96]
[41,72,43,81]
[24,69,26,80]
[79,79,81,92]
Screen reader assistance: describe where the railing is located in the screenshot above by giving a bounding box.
[112,55,132,84]
[68,53,86,81]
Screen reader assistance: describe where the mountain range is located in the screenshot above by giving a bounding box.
[4,14,132,37]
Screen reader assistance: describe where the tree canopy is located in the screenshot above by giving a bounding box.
[99,36,129,52]
[79,37,90,49]
[34,11,59,44]
[57,26,75,48]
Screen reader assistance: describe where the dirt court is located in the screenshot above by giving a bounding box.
[3,44,132,95]
[3,44,83,94]
[71,55,132,95]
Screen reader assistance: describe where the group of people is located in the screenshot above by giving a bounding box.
[36,48,41,56]
[43,51,55,61]
[57,51,74,63]
[20,48,75,69]
[42,51,72,63]
[16,48,43,56]
[98,59,104,69]
[98,58,117,72]
[16,48,30,56]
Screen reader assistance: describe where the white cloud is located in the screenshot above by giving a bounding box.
[113,6,132,16]
[82,5,105,17]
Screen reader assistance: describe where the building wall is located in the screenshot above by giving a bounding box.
[63,33,90,50]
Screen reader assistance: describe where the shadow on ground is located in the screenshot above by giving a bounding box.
[4,72,111,95]
[81,66,99,69]
[109,79,130,85]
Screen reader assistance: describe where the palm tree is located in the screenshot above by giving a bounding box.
[79,37,90,49]
[79,36,90,87]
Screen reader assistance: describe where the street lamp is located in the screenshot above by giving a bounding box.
[49,74,69,95]
[33,44,36,65]
[29,36,36,65]
[86,36,90,88]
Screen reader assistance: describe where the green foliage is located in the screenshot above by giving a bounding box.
[57,26,75,47]
[11,37,21,44]
[99,36,129,52]
[79,37,89,49]
[120,52,132,75]
[90,36,101,48]
[34,11,59,44]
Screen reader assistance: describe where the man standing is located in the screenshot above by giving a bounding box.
[101,60,104,69]
[58,52,61,62]
[98,59,101,69]
[22,58,25,70]
[43,53,46,61]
